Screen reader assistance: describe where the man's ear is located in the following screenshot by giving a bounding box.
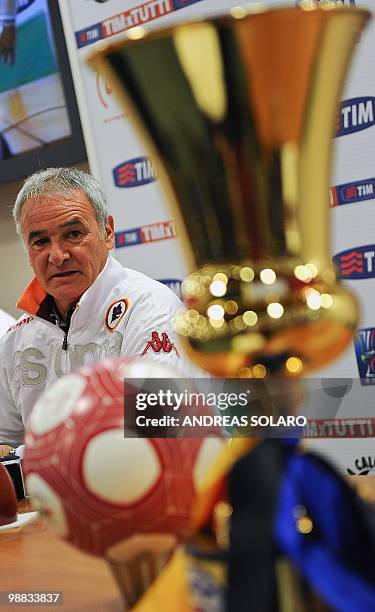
[104,215,115,250]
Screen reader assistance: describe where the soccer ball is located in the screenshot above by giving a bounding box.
[24,358,224,556]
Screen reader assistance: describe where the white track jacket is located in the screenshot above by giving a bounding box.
[0,256,201,446]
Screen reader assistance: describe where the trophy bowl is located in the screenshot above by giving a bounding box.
[89,5,369,378]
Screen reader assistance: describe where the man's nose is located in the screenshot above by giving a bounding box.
[48,242,70,266]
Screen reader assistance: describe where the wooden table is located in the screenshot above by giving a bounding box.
[1,501,123,611]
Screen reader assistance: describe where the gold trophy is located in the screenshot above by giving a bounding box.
[90,5,372,610]
[90,4,369,379]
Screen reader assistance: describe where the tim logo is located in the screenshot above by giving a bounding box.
[330,178,375,207]
[113,157,156,188]
[76,25,102,47]
[347,456,375,476]
[336,97,375,136]
[354,327,375,385]
[141,221,176,243]
[333,245,375,279]
[115,220,176,249]
[158,279,182,298]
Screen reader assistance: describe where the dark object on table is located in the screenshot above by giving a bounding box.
[0,462,18,525]
[1,456,26,500]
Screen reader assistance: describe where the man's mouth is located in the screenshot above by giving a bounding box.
[51,271,79,279]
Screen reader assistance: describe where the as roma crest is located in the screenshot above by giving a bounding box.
[105,298,129,331]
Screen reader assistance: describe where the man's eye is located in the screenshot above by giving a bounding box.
[67,230,82,239]
[32,238,48,247]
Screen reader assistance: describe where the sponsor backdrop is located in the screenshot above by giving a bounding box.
[58,0,375,469]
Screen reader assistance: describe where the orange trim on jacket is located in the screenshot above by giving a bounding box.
[16,277,47,317]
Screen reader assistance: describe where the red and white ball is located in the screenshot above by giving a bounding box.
[24,358,224,556]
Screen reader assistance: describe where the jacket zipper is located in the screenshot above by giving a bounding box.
[61,307,76,351]
[21,307,76,352]
[62,333,68,351]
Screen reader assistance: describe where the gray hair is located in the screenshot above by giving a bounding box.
[13,167,109,241]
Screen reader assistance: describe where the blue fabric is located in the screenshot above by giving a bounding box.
[274,446,375,612]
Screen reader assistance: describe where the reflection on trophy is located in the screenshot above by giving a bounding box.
[90,6,375,612]
[91,5,368,378]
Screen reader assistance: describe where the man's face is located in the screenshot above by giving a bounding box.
[20,190,114,315]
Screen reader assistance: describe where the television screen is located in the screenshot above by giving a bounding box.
[0,0,86,183]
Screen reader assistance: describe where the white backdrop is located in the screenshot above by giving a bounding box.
[59,0,375,474]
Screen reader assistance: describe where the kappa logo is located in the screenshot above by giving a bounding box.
[336,97,375,137]
[141,332,180,357]
[347,456,375,476]
[333,245,375,280]
[354,327,375,385]
[330,178,375,207]
[8,317,34,332]
[113,157,156,188]
[105,299,129,331]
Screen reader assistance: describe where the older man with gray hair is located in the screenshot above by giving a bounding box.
[0,167,199,455]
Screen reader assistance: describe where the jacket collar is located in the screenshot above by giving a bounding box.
[16,277,47,318]
[16,256,125,323]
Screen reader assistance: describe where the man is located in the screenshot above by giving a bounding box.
[0,0,16,65]
[0,167,201,454]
